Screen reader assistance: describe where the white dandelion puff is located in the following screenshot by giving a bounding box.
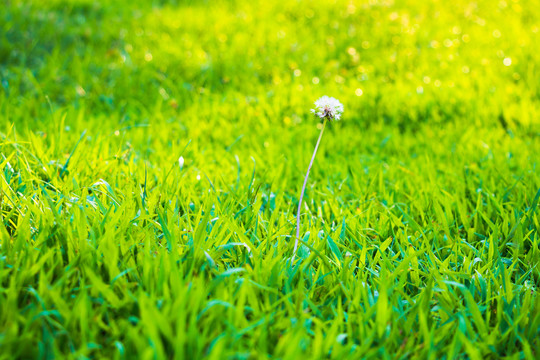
[310,96,344,121]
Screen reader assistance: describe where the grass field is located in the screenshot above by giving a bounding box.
[1,0,540,358]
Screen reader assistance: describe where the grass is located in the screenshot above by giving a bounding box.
[1,0,539,358]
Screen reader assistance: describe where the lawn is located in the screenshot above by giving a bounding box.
[1,0,539,358]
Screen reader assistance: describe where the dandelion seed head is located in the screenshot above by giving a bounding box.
[311,96,344,121]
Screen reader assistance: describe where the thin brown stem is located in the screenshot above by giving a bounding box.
[292,120,327,263]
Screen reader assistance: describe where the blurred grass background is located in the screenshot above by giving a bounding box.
[1,0,539,358]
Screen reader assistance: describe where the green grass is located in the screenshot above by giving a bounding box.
[1,0,539,358]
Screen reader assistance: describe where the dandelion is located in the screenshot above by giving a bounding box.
[293,96,344,262]
[310,96,344,122]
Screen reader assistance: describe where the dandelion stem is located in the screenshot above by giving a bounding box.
[293,120,327,263]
